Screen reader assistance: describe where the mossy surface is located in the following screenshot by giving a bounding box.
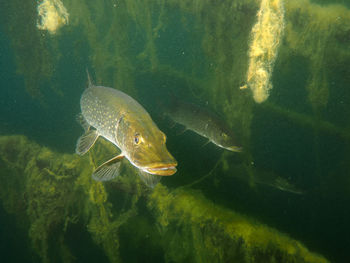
[0,135,329,262]
[1,0,350,262]
[149,185,328,263]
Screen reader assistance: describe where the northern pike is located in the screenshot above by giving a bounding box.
[233,168,304,195]
[165,97,242,152]
[257,176,304,195]
[76,73,177,183]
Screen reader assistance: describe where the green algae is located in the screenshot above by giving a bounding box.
[0,135,137,262]
[1,0,350,262]
[148,185,328,263]
[3,0,350,129]
[0,135,330,262]
[285,0,350,112]
[0,0,57,101]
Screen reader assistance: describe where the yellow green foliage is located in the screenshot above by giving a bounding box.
[1,0,349,262]
[1,1,55,100]
[0,135,330,262]
[0,135,135,262]
[284,0,350,111]
[149,185,329,263]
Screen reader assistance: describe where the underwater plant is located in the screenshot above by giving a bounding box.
[0,135,330,262]
[1,0,350,262]
[241,0,285,103]
[37,0,69,34]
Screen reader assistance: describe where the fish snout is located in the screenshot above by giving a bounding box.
[145,160,178,176]
[227,145,243,152]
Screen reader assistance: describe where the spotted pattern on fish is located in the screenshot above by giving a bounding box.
[79,82,177,177]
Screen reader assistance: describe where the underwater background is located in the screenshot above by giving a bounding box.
[0,0,350,262]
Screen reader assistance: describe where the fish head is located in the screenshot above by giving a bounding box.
[124,121,177,176]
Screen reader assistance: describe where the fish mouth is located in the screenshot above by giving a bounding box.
[144,163,177,176]
[226,146,243,152]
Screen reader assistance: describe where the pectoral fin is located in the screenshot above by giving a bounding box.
[92,154,124,181]
[138,170,162,188]
[75,130,99,155]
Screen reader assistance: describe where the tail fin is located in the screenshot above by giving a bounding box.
[86,68,94,88]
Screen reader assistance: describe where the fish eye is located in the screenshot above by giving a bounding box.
[134,134,141,145]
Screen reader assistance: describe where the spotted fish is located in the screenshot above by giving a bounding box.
[76,72,177,185]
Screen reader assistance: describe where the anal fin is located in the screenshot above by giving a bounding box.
[92,154,124,181]
[75,130,99,155]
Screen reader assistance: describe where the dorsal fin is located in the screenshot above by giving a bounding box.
[86,68,94,88]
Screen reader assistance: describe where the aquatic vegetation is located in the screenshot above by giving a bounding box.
[1,0,350,261]
[37,0,69,34]
[0,135,136,262]
[149,185,328,262]
[0,136,79,262]
[241,0,285,103]
[0,135,329,262]
[285,0,350,112]
[65,0,137,97]
[0,0,56,100]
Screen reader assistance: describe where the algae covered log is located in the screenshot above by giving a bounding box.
[148,185,328,263]
[1,0,350,262]
[0,135,137,263]
[0,135,329,262]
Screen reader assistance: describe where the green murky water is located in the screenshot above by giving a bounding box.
[0,0,349,262]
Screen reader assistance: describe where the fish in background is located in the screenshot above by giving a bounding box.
[164,96,242,152]
[265,176,304,195]
[75,71,177,187]
[236,168,304,195]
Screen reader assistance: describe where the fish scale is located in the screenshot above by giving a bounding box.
[81,86,140,146]
[76,74,177,184]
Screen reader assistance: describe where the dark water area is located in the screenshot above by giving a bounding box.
[1,0,350,263]
[0,31,84,153]
[0,205,37,263]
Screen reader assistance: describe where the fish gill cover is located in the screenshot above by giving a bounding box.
[0,0,350,262]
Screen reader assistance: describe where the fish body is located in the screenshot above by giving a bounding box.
[262,177,304,195]
[165,97,242,152]
[76,74,177,182]
[240,169,304,195]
